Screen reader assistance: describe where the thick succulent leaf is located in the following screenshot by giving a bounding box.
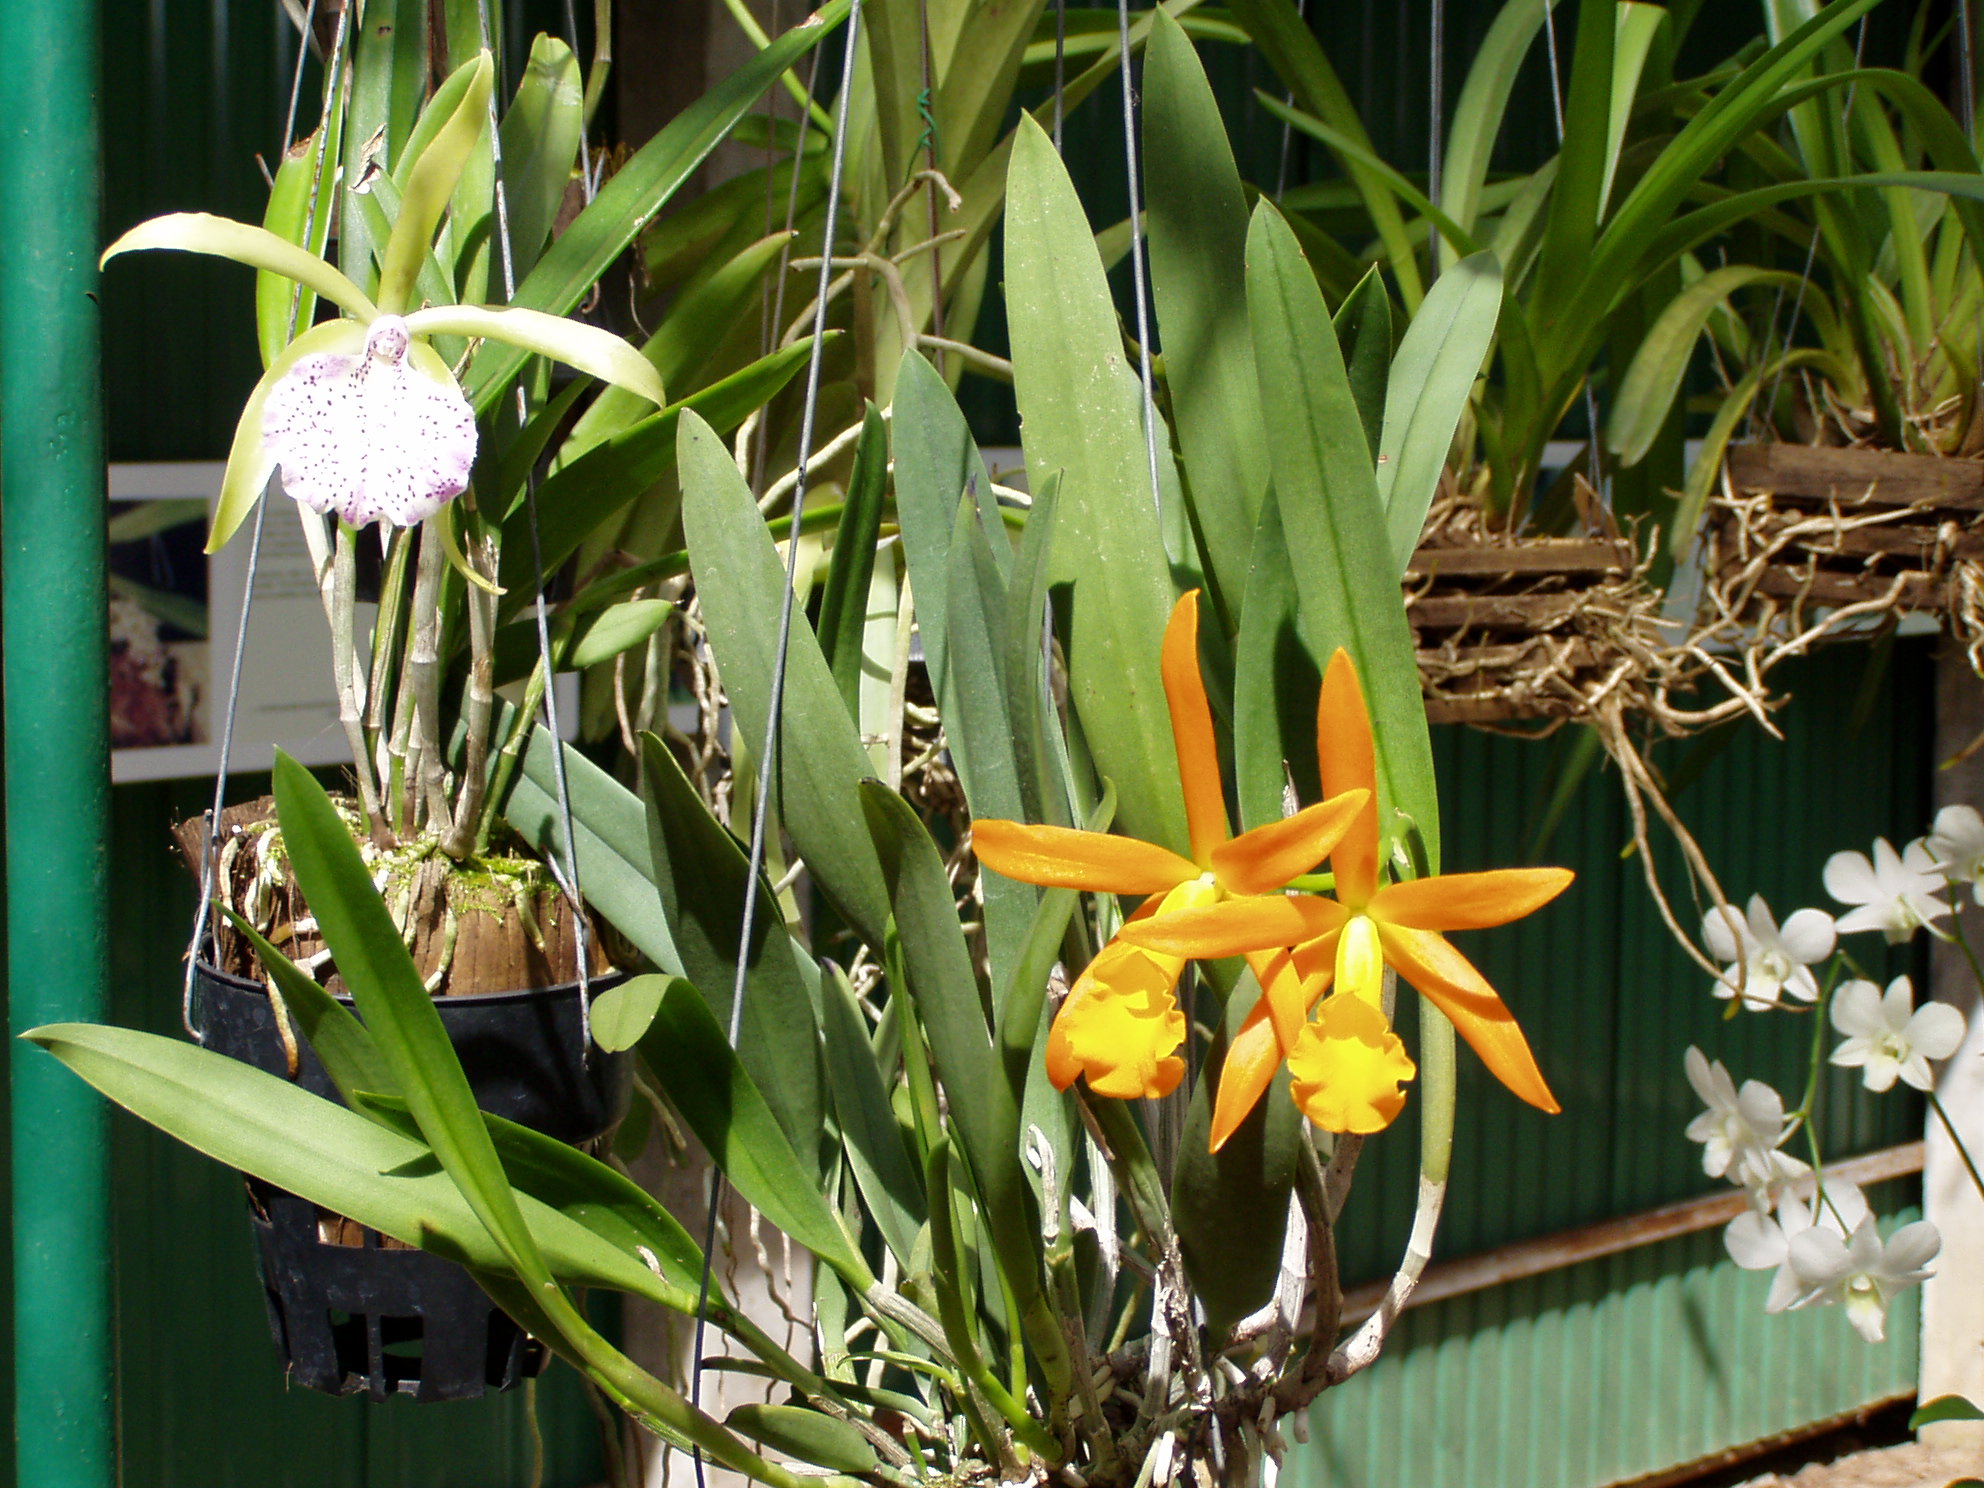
[821,964,926,1271]
[678,409,892,947]
[208,317,366,552]
[1232,500,1321,830]
[225,913,399,1108]
[589,973,673,1054]
[498,35,584,283]
[1005,113,1186,854]
[858,783,1037,1309]
[1001,470,1066,827]
[636,978,866,1280]
[378,51,493,314]
[407,304,664,406]
[1245,201,1439,867]
[1377,250,1501,574]
[103,212,377,323]
[816,403,889,717]
[726,1405,877,1475]
[1332,267,1392,462]
[639,732,826,1176]
[1439,0,1555,265]
[1144,8,1268,626]
[462,0,850,407]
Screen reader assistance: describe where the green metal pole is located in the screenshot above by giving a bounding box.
[0,0,116,1485]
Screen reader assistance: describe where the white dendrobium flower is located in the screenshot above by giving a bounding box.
[1785,1213,1940,1343]
[1927,804,1984,906]
[261,314,476,528]
[1726,1179,1870,1314]
[1683,1047,1811,1193]
[1822,837,1951,944]
[1828,975,1966,1093]
[1701,894,1835,1010]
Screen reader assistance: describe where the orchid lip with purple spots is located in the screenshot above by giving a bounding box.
[261,313,477,529]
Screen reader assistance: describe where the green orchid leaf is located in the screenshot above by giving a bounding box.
[1001,469,1065,828]
[564,231,795,462]
[495,339,819,603]
[1144,7,1268,629]
[351,175,462,352]
[208,317,365,553]
[1172,968,1300,1338]
[103,211,378,324]
[636,977,866,1280]
[889,350,997,699]
[1911,1396,1984,1428]
[223,912,400,1109]
[271,752,558,1287]
[1232,499,1321,830]
[495,715,682,974]
[1531,0,1614,319]
[489,598,674,687]
[588,973,675,1054]
[379,50,493,315]
[725,1405,877,1476]
[1378,250,1501,575]
[1005,112,1186,855]
[1245,200,1439,867]
[1439,0,1555,265]
[463,0,850,408]
[816,403,889,717]
[23,1022,682,1307]
[257,121,343,369]
[857,783,1038,1310]
[499,34,584,284]
[406,304,664,406]
[678,408,891,947]
[820,962,926,1272]
[1332,267,1392,463]
[639,732,826,1175]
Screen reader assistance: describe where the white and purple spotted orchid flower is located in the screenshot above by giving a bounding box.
[99,49,665,549]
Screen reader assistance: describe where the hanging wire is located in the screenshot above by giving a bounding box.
[751,49,826,493]
[1960,0,1977,140]
[561,0,597,197]
[1540,1,1607,507]
[1752,17,1870,442]
[479,0,595,1052]
[1118,0,1164,521]
[1428,0,1444,277]
[1053,0,1068,152]
[181,0,345,1039]
[690,8,865,1484]
[1272,0,1308,198]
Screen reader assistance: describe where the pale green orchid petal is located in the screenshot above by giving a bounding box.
[209,318,368,552]
[379,51,495,315]
[406,304,666,407]
[103,212,378,325]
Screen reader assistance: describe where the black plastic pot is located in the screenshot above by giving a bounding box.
[195,959,630,1402]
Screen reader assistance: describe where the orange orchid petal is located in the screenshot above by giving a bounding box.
[1243,948,1317,1057]
[1045,939,1187,1099]
[1370,867,1574,931]
[1376,923,1560,1114]
[1210,789,1371,896]
[1162,590,1228,867]
[972,820,1199,894]
[1209,1000,1282,1153]
[1117,895,1348,957]
[1317,650,1379,907]
[1286,994,1415,1134]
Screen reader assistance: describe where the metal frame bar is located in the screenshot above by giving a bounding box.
[0,0,116,1484]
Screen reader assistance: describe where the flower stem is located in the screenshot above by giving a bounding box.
[444,511,497,859]
[1927,1090,1984,1202]
[407,521,454,837]
[330,523,390,843]
[1949,913,1984,997]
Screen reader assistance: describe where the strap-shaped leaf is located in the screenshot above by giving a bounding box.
[1145,8,1267,625]
[1232,501,1321,831]
[208,317,366,552]
[1332,267,1393,461]
[820,964,926,1271]
[498,34,584,283]
[1377,250,1501,575]
[1245,201,1440,867]
[378,51,493,314]
[257,121,342,369]
[103,212,377,323]
[1005,113,1186,854]
[407,304,665,406]
[639,732,825,1176]
[678,408,891,946]
[226,912,399,1108]
[815,403,889,716]
[462,0,850,407]
[636,979,868,1281]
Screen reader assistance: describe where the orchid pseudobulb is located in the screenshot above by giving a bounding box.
[261,314,477,528]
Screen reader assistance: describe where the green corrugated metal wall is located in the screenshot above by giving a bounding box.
[1290,640,1934,1487]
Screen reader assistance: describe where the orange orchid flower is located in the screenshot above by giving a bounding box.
[1121,648,1572,1146]
[972,591,1370,1103]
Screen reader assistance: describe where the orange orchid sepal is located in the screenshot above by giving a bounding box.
[973,590,1371,1105]
[1123,647,1573,1147]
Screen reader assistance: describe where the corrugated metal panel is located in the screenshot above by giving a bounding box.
[1286,640,1935,1486]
